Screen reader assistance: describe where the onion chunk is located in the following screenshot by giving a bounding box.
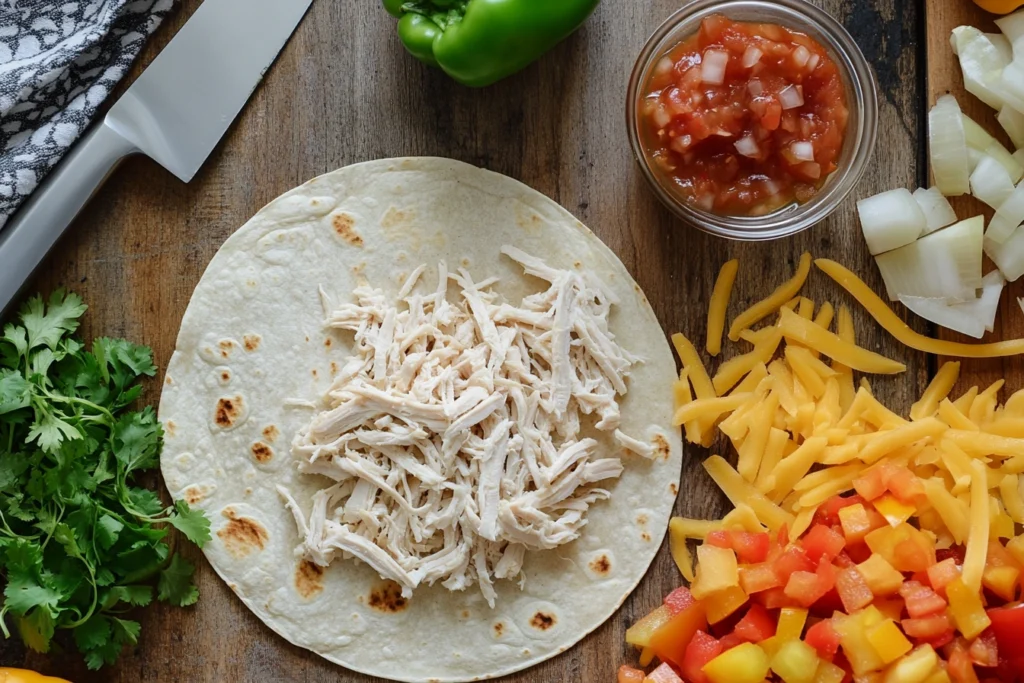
[875,216,984,300]
[858,188,926,255]
[970,155,1016,211]
[913,187,958,235]
[930,95,971,196]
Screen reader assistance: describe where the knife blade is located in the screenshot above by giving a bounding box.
[0,0,314,313]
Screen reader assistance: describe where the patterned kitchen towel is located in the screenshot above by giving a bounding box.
[0,0,174,229]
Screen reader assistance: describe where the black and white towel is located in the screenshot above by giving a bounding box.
[0,0,173,229]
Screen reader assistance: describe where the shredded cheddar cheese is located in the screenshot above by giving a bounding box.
[706,259,739,357]
[728,252,811,341]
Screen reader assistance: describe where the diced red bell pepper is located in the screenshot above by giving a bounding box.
[645,662,684,683]
[785,559,836,608]
[681,630,722,683]
[706,531,731,549]
[946,637,983,683]
[732,604,776,644]
[754,586,801,610]
[731,531,771,564]
[900,581,948,619]
[801,524,846,563]
[987,604,1024,678]
[926,558,961,599]
[664,586,698,615]
[969,629,999,668]
[717,631,746,652]
[902,614,954,641]
[774,547,816,584]
[739,562,783,594]
[835,566,874,612]
[987,539,1020,568]
[649,601,708,668]
[804,619,841,660]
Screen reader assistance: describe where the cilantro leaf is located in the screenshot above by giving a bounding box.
[158,554,200,607]
[4,575,62,616]
[168,500,212,547]
[73,613,111,652]
[0,369,31,415]
[20,291,86,351]
[15,606,56,653]
[96,515,124,550]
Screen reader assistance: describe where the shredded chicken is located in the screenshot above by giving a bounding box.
[280,247,648,606]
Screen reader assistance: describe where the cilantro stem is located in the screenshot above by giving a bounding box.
[37,388,114,423]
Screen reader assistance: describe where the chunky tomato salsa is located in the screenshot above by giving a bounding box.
[639,15,849,216]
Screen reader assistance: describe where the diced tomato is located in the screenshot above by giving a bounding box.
[785,559,835,608]
[717,631,746,652]
[926,558,961,599]
[730,531,771,564]
[947,637,983,683]
[739,562,783,594]
[706,531,731,549]
[902,614,954,641]
[805,619,841,660]
[884,465,927,505]
[774,547,816,584]
[755,586,801,610]
[988,604,1024,678]
[801,524,846,563]
[644,662,684,683]
[853,468,887,501]
[900,581,948,619]
[817,494,868,526]
[649,601,708,668]
[617,666,646,683]
[732,604,776,643]
[835,566,874,612]
[664,586,697,615]
[969,630,999,668]
[681,630,722,683]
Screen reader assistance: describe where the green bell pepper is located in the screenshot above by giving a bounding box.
[382,0,601,87]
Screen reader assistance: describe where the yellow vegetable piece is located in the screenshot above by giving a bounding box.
[866,620,912,665]
[834,605,886,675]
[790,505,819,539]
[707,259,739,357]
[728,252,811,342]
[703,642,771,683]
[703,455,795,531]
[672,393,752,428]
[778,308,906,374]
[857,554,905,596]
[704,585,749,623]
[881,645,938,683]
[920,665,952,683]
[691,545,739,600]
[872,494,917,527]
[776,608,808,642]
[674,368,703,445]
[625,605,672,647]
[910,361,960,421]
[962,459,990,593]
[669,524,694,582]
[813,659,846,683]
[738,392,780,482]
[815,258,1024,358]
[771,638,819,683]
[1006,534,1024,566]
[982,564,1019,602]
[946,577,992,640]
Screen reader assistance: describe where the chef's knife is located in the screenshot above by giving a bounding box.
[0,0,314,314]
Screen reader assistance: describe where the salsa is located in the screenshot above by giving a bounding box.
[639,15,849,216]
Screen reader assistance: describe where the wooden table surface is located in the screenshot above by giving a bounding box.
[2,0,1011,680]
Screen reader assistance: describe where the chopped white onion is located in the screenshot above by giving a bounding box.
[929,95,971,196]
[989,184,1024,244]
[652,104,671,129]
[989,33,1015,63]
[875,216,984,300]
[764,179,781,195]
[748,79,764,97]
[999,59,1024,114]
[701,50,729,85]
[734,135,760,157]
[792,45,811,68]
[807,54,820,72]
[655,57,675,77]
[996,10,1024,48]
[985,223,1024,281]
[696,193,715,211]
[951,26,1009,110]
[970,155,1016,210]
[742,46,763,68]
[999,106,1024,149]
[779,84,804,110]
[899,296,987,338]
[962,114,1024,182]
[791,141,815,162]
[912,187,958,235]
[980,271,1007,333]
[858,188,927,255]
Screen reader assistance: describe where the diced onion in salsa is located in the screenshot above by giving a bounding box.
[639,14,849,216]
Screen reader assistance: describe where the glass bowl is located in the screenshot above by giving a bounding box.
[626,0,879,241]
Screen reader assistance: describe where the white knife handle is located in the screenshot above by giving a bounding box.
[0,119,137,315]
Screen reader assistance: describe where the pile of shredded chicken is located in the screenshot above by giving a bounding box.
[278,246,654,606]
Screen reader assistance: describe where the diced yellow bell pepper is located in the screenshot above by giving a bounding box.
[625,605,672,648]
[691,545,739,600]
[1007,534,1024,566]
[873,598,905,623]
[759,635,783,659]
[982,564,1020,602]
[872,494,917,527]
[771,639,820,683]
[881,645,938,683]
[921,665,952,683]
[777,607,808,641]
[865,523,935,573]
[704,585,749,624]
[838,503,876,544]
[946,577,992,640]
[813,659,846,683]
[834,606,886,675]
[866,620,912,665]
[703,642,771,683]
[857,554,905,596]
[639,646,656,666]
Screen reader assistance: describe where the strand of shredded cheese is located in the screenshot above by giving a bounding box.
[778,308,906,374]
[728,252,811,341]
[706,259,739,357]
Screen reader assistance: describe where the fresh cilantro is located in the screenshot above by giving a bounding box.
[0,291,210,668]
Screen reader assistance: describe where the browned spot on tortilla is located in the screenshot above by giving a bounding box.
[530,612,556,631]
[461,258,470,267]
[652,434,671,460]
[670,482,679,496]
[493,622,505,637]
[380,207,413,230]
[574,260,582,268]
[215,396,243,428]
[332,213,364,246]
[164,375,173,385]
[218,339,234,359]
[324,337,332,347]
[368,580,407,613]
[251,441,273,463]
[220,370,231,382]
[183,485,205,504]
[217,509,268,558]
[262,425,279,442]
[637,514,648,525]
[589,554,611,575]
[312,369,318,378]
[295,560,324,599]
[461,610,470,618]
[243,334,261,352]
[641,532,652,542]
[305,335,309,342]
[633,283,641,292]
[330,361,339,376]
[165,420,176,436]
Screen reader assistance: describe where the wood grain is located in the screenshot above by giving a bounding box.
[926,0,1024,396]
[1,1,927,681]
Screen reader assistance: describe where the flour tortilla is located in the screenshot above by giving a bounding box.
[158,158,681,682]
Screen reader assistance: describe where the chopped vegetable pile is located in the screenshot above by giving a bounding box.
[0,292,211,668]
[621,256,1024,683]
